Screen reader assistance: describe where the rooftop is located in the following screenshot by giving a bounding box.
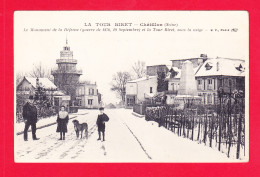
[127,76,157,83]
[23,77,57,90]
[195,57,245,77]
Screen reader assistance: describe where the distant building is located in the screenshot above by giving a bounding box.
[170,54,208,69]
[16,77,71,112]
[125,55,245,107]
[195,57,245,105]
[105,103,116,109]
[17,77,57,96]
[125,64,168,107]
[146,65,169,76]
[76,81,100,109]
[164,55,245,105]
[125,75,157,107]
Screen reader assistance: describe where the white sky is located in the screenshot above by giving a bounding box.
[14,11,248,104]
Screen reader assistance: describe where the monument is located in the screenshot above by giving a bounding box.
[174,60,201,109]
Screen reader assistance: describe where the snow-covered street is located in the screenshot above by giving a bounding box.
[15,109,236,162]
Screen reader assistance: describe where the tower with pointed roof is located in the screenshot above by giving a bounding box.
[51,39,82,103]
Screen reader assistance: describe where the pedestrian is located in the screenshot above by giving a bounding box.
[23,95,40,141]
[56,106,69,140]
[96,107,109,141]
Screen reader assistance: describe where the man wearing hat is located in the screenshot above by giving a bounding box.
[23,95,40,141]
[96,107,109,141]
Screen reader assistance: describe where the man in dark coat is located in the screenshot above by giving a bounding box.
[96,107,109,141]
[23,95,40,141]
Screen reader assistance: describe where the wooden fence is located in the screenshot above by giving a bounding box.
[145,104,245,159]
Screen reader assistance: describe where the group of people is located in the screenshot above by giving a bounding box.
[22,96,109,142]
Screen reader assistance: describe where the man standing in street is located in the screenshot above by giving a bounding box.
[23,95,40,141]
[96,107,109,141]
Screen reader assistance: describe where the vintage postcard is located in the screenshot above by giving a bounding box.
[14,11,249,162]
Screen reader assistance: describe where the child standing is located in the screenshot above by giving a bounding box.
[56,106,69,140]
[96,107,109,141]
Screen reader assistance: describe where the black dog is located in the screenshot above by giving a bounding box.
[72,120,88,139]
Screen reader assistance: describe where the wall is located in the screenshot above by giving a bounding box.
[136,77,157,103]
[76,84,99,108]
[17,79,34,91]
[168,78,180,91]
[82,95,99,108]
[125,82,137,95]
[147,65,168,76]
[196,76,244,105]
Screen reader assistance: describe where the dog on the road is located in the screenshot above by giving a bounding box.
[72,120,88,139]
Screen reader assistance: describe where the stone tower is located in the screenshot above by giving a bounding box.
[52,39,82,102]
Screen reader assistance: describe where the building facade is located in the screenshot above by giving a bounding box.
[146,65,169,76]
[76,81,100,109]
[195,57,245,105]
[125,76,157,107]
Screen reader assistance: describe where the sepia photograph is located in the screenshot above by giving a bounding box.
[14,11,249,162]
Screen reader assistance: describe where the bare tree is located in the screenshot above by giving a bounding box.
[132,60,146,79]
[16,71,25,86]
[111,71,132,103]
[30,62,54,81]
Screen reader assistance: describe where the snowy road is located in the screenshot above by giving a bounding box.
[15,109,236,162]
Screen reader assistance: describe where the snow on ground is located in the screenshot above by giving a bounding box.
[15,108,240,162]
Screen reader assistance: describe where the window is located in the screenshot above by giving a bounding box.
[78,100,82,106]
[150,87,153,93]
[205,63,213,70]
[208,94,212,104]
[89,88,94,95]
[229,79,232,87]
[208,79,213,90]
[203,93,206,104]
[198,80,202,90]
[88,99,93,105]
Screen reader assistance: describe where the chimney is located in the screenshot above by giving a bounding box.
[200,54,207,58]
[216,62,219,71]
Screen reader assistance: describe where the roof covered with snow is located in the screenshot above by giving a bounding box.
[195,58,245,77]
[24,77,57,90]
[127,76,157,83]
